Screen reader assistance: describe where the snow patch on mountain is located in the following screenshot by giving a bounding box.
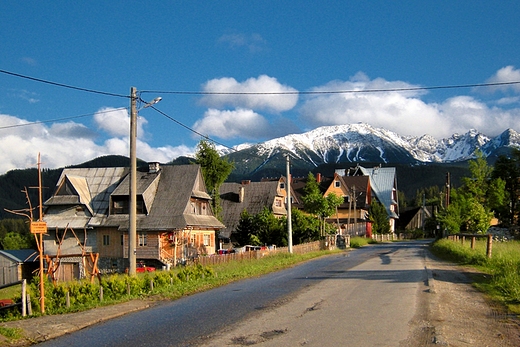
[232,123,520,164]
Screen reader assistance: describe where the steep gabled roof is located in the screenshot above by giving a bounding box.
[108,165,224,231]
[44,167,128,228]
[44,165,223,231]
[358,166,398,218]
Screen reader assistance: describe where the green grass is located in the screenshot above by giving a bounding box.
[350,236,377,248]
[0,326,22,340]
[431,238,520,313]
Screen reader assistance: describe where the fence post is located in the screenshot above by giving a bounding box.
[21,279,26,317]
[486,234,493,259]
[26,293,32,316]
[66,291,70,308]
[99,286,103,301]
[471,236,476,250]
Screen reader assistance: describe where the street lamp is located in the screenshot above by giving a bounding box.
[128,87,161,275]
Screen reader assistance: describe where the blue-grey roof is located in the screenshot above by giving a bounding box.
[0,249,38,263]
[358,166,398,218]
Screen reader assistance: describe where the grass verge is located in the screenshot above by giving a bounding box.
[431,238,520,313]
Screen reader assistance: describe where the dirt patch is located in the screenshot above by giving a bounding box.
[405,253,520,346]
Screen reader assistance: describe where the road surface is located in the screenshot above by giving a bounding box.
[38,241,430,346]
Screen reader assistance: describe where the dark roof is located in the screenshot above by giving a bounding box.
[0,249,38,263]
[219,181,284,238]
[45,165,224,231]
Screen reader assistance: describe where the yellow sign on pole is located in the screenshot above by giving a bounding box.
[30,221,47,234]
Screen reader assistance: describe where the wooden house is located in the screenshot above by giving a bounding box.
[219,178,293,246]
[322,171,371,236]
[43,163,223,280]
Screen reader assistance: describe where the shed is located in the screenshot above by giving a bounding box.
[0,249,38,286]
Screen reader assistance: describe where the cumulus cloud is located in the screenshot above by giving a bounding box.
[93,107,147,138]
[193,108,273,140]
[0,113,194,174]
[299,71,520,139]
[485,66,520,93]
[200,75,298,113]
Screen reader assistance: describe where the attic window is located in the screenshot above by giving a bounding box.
[111,197,145,214]
[335,181,341,188]
[280,183,285,189]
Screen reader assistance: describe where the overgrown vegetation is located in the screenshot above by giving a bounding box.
[431,238,520,312]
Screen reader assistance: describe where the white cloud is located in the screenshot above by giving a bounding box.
[193,108,272,140]
[200,75,298,113]
[485,66,520,93]
[0,113,194,174]
[93,107,148,138]
[300,72,520,139]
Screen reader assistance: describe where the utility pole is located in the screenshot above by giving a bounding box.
[37,153,45,313]
[286,155,293,253]
[129,87,137,275]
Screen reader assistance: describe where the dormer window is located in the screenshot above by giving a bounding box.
[190,199,209,215]
[111,196,145,214]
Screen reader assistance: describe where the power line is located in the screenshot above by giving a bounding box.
[0,69,129,99]
[0,107,128,130]
[140,80,520,96]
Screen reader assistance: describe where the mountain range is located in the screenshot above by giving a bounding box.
[222,123,520,168]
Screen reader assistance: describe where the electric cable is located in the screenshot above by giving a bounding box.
[140,80,520,96]
[0,69,129,99]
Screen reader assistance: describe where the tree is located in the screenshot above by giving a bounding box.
[234,208,286,246]
[301,173,343,236]
[234,210,255,246]
[369,200,391,234]
[437,151,502,233]
[290,208,321,244]
[1,231,32,250]
[492,149,520,225]
[195,139,234,219]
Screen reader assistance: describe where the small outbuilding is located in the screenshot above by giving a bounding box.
[0,249,38,286]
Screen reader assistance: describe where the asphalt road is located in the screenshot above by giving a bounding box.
[38,241,430,347]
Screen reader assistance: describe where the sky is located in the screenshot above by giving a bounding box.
[1,1,520,174]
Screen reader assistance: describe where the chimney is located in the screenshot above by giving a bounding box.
[239,186,245,203]
[148,162,160,173]
[316,173,321,183]
[241,180,251,185]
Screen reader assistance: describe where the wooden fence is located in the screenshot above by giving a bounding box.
[196,240,324,267]
[447,233,493,258]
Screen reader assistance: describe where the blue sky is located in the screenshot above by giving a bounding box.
[1,1,520,173]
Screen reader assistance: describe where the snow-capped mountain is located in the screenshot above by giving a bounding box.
[225,123,520,173]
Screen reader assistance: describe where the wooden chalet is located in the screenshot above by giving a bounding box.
[322,170,371,236]
[43,163,223,280]
[219,178,293,246]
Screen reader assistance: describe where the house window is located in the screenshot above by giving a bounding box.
[203,234,211,246]
[275,198,282,207]
[138,232,147,246]
[335,181,341,188]
[112,197,145,214]
[280,183,285,189]
[103,235,110,246]
[190,200,209,215]
[121,234,124,246]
